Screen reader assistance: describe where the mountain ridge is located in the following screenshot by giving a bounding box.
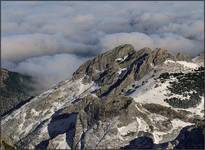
[1,44,204,149]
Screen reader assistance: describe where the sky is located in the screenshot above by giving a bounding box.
[1,1,204,90]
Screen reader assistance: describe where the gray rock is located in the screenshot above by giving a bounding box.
[152,48,174,65]
[175,52,192,61]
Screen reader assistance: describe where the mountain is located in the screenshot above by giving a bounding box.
[0,68,36,117]
[1,44,204,149]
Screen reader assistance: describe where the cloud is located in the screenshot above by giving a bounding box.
[151,33,202,56]
[2,1,203,58]
[100,32,154,51]
[1,1,204,90]
[2,33,97,61]
[100,32,202,56]
[3,54,88,91]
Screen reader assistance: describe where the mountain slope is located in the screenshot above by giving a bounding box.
[122,120,204,149]
[1,45,204,149]
[0,68,36,116]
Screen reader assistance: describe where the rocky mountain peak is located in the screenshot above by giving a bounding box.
[72,44,156,97]
[72,45,197,98]
[152,48,174,65]
[111,44,136,57]
[1,44,204,150]
[72,44,135,80]
[73,45,154,79]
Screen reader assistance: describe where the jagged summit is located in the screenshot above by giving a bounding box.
[72,44,195,97]
[73,45,194,83]
[152,48,174,65]
[73,44,155,97]
[1,44,204,149]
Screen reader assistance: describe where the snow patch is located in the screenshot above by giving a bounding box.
[31,109,40,116]
[164,60,176,64]
[131,79,170,107]
[77,78,93,95]
[171,119,193,128]
[118,117,150,137]
[176,61,199,69]
[115,55,128,63]
[118,121,138,136]
[117,68,127,75]
[136,117,149,132]
[152,119,193,144]
[90,82,100,92]
[164,59,199,69]
[115,58,123,62]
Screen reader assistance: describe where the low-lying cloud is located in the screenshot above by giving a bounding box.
[2,33,97,61]
[3,54,88,91]
[100,32,154,51]
[1,1,204,90]
[100,32,202,56]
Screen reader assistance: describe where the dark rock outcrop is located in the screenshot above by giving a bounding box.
[0,68,35,116]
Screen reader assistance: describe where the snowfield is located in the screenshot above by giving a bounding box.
[118,121,138,136]
[152,119,193,144]
[131,80,170,107]
[164,60,199,69]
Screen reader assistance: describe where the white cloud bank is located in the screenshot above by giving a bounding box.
[100,32,202,56]
[1,1,204,90]
[3,54,88,90]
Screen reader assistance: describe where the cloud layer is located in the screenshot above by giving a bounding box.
[3,54,88,90]
[2,1,204,90]
[100,32,202,56]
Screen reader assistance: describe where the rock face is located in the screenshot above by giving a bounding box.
[193,52,204,66]
[0,68,36,116]
[1,44,204,149]
[152,48,174,65]
[73,45,157,97]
